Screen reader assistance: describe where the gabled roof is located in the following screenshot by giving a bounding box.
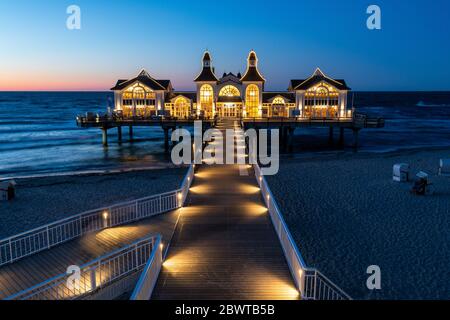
[194,67,219,82]
[166,91,197,103]
[289,68,350,91]
[111,69,169,91]
[218,72,242,85]
[262,92,295,103]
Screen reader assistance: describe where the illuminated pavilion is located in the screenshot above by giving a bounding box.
[111,51,352,119]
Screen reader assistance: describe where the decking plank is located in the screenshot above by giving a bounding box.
[152,120,299,300]
[0,210,179,299]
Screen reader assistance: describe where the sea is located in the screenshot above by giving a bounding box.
[1,91,450,178]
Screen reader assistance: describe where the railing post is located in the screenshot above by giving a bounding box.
[9,239,13,263]
[46,226,51,249]
[314,270,318,300]
[135,243,139,269]
[135,201,139,221]
[90,267,97,292]
[79,215,83,236]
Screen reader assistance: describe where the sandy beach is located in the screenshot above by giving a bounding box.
[0,167,186,239]
[267,148,450,300]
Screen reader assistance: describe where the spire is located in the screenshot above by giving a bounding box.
[248,50,258,67]
[202,51,212,68]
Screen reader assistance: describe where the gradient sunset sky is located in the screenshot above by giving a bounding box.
[0,0,449,91]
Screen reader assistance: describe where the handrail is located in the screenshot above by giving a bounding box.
[254,163,351,300]
[0,165,195,267]
[6,235,160,300]
[130,236,163,300]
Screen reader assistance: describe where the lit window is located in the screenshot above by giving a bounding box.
[246,85,259,117]
[219,85,240,97]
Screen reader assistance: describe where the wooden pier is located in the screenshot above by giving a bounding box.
[0,211,180,299]
[76,114,384,151]
[152,119,299,300]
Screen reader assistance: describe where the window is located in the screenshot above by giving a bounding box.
[174,97,190,118]
[200,85,213,104]
[219,85,240,97]
[246,84,259,117]
[272,97,285,105]
[200,84,214,118]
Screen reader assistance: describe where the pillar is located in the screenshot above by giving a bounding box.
[339,127,345,147]
[328,127,334,146]
[164,127,169,152]
[353,129,360,151]
[117,127,122,143]
[288,127,295,153]
[129,126,134,141]
[101,128,108,147]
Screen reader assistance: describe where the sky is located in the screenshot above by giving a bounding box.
[0,0,449,91]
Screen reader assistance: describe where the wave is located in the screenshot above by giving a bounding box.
[416,101,450,107]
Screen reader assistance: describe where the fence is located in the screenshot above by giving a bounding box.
[6,236,160,300]
[129,236,163,300]
[254,164,351,300]
[0,165,195,267]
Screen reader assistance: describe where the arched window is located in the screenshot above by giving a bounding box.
[246,84,259,117]
[200,84,213,105]
[219,85,240,97]
[174,97,190,118]
[200,84,214,118]
[304,83,339,118]
[272,97,285,105]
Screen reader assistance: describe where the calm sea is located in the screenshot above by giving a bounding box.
[1,91,450,177]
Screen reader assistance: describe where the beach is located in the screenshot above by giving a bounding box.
[0,167,186,239]
[267,148,450,300]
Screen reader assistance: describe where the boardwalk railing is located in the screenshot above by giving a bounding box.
[6,236,160,300]
[129,236,164,300]
[254,164,351,300]
[0,165,195,267]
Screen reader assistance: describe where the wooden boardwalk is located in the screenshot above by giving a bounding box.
[0,210,180,299]
[152,120,299,300]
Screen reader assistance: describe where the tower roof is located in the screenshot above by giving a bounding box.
[203,51,211,61]
[194,51,218,82]
[241,51,265,82]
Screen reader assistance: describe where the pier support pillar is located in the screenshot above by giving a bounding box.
[339,127,345,147]
[287,127,295,153]
[102,128,108,147]
[164,128,170,153]
[129,126,134,142]
[352,128,360,151]
[117,127,122,144]
[328,127,334,146]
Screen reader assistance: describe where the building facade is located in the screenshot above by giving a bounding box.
[111,51,352,119]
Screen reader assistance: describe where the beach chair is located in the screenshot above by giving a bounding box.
[410,172,434,196]
[439,159,450,176]
[393,163,409,182]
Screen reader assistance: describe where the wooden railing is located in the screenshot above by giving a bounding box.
[6,236,160,300]
[254,164,351,300]
[0,165,195,267]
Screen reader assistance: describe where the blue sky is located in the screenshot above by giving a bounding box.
[0,0,449,91]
